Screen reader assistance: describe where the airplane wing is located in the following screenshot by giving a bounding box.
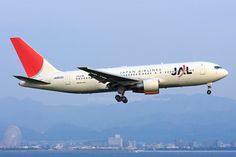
[78,67,140,86]
[14,75,51,85]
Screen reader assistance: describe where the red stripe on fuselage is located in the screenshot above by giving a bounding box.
[11,38,43,78]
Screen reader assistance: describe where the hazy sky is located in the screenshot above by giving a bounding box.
[0,0,235,105]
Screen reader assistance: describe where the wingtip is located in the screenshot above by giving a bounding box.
[13,75,23,79]
[78,67,88,70]
[13,75,23,81]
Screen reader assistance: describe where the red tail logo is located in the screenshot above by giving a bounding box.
[10,38,43,77]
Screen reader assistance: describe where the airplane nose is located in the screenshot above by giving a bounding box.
[222,69,229,78]
[223,69,229,77]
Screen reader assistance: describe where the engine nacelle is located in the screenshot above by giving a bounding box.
[133,79,160,95]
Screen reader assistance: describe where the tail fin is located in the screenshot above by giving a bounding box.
[10,37,60,78]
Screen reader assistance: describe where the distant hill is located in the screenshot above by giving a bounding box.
[0,94,236,142]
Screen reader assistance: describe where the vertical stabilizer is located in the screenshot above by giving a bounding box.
[10,37,60,78]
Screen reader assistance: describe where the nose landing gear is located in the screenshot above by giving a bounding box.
[207,90,212,95]
[207,83,212,95]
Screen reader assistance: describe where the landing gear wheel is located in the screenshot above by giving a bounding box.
[121,96,128,103]
[207,90,212,95]
[115,95,122,102]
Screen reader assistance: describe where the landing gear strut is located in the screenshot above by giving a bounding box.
[207,83,212,95]
[115,87,128,103]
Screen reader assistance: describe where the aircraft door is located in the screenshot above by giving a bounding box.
[200,64,206,75]
[65,75,71,85]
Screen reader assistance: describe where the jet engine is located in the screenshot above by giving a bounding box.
[133,78,160,94]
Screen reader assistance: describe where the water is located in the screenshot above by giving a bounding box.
[0,151,236,157]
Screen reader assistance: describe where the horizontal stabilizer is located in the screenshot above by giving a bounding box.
[14,75,50,85]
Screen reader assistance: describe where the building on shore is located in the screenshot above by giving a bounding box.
[108,134,123,147]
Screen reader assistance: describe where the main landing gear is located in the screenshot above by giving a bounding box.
[115,86,128,103]
[207,83,212,95]
[115,95,128,103]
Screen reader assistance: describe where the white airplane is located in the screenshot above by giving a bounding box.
[11,37,228,103]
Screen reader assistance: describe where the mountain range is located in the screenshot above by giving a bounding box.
[0,94,236,143]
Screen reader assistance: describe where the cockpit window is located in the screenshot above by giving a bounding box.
[214,66,222,69]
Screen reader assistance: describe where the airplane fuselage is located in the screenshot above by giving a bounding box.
[21,62,228,94]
